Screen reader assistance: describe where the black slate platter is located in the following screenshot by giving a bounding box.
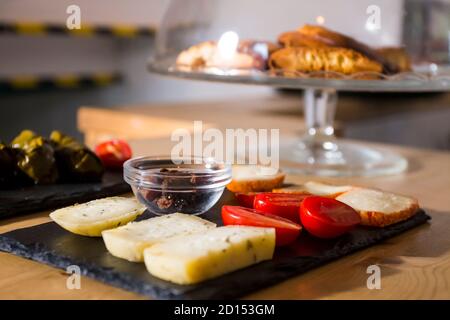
[0,190,431,300]
[0,171,130,219]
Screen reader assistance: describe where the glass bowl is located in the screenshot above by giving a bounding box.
[123,156,232,215]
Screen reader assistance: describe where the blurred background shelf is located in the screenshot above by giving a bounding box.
[0,22,156,38]
[0,72,122,92]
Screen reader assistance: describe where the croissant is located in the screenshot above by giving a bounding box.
[269,47,383,76]
[278,25,398,74]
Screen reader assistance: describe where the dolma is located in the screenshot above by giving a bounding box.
[0,142,17,188]
[50,130,104,182]
[11,130,59,184]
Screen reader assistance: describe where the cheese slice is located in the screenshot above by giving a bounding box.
[144,226,276,284]
[49,197,146,237]
[273,181,353,198]
[336,188,419,227]
[102,213,216,262]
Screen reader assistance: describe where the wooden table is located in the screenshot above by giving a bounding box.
[1,96,450,299]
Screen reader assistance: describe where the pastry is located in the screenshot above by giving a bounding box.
[176,40,279,70]
[278,25,398,74]
[269,46,383,76]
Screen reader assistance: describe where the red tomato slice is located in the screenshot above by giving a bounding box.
[95,139,132,170]
[254,193,309,223]
[234,192,260,208]
[222,205,301,246]
[300,196,361,239]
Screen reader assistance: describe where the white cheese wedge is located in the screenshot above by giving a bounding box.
[144,225,276,285]
[49,197,146,237]
[102,213,216,262]
[336,188,419,227]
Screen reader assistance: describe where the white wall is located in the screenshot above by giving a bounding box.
[0,0,165,26]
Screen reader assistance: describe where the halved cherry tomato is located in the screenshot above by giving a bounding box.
[254,193,309,223]
[300,196,361,239]
[95,139,132,170]
[234,192,260,208]
[222,205,301,246]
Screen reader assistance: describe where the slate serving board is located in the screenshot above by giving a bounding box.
[0,190,431,300]
[0,171,130,219]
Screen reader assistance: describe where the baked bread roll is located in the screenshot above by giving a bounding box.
[278,25,398,74]
[176,40,279,70]
[269,46,383,76]
[226,165,285,193]
[336,188,419,227]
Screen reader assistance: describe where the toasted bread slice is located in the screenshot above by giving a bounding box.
[50,197,146,237]
[273,181,353,198]
[226,165,285,193]
[102,213,216,262]
[336,188,419,227]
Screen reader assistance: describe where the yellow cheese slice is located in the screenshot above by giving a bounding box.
[49,197,146,237]
[144,225,275,285]
[102,213,216,262]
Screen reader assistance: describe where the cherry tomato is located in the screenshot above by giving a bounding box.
[222,205,302,246]
[300,196,361,239]
[95,139,132,170]
[234,192,260,208]
[254,193,309,223]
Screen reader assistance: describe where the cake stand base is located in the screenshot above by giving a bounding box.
[279,89,408,177]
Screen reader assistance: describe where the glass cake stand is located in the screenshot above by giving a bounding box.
[148,0,450,176]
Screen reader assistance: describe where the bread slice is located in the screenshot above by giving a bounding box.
[102,213,216,262]
[50,197,146,237]
[273,181,353,198]
[336,188,419,227]
[226,165,285,193]
[144,226,275,285]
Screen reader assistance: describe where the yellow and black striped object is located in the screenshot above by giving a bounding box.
[0,73,122,91]
[0,22,155,38]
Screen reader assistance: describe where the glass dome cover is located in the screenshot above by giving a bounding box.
[150,0,450,92]
[149,0,450,176]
